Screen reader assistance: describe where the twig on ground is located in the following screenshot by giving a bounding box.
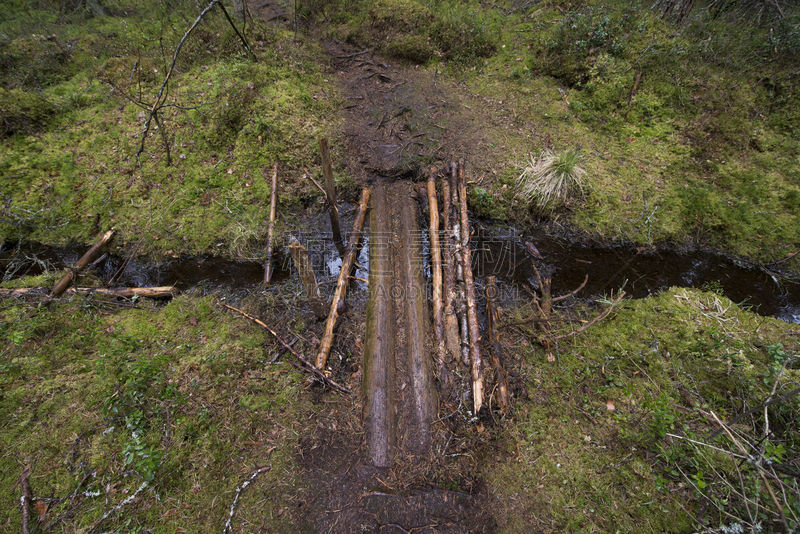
[222,447,277,534]
[87,481,148,534]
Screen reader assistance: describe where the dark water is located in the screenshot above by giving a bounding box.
[2,225,798,324]
[472,225,800,324]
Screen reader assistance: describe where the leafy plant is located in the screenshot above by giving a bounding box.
[516,149,586,210]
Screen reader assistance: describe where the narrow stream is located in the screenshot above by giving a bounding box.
[2,222,798,324]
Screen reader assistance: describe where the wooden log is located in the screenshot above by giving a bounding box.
[486,276,510,412]
[223,304,350,394]
[263,162,279,285]
[315,187,371,369]
[1,286,176,299]
[50,229,116,297]
[319,138,345,256]
[288,241,327,318]
[457,162,484,415]
[426,169,446,368]
[449,163,470,367]
[441,171,461,363]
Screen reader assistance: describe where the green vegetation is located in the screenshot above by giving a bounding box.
[516,148,586,210]
[0,0,341,258]
[486,287,800,532]
[0,290,313,532]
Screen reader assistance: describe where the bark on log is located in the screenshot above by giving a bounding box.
[457,163,484,414]
[1,286,176,298]
[319,138,345,256]
[288,241,326,318]
[486,276,510,412]
[426,169,446,368]
[441,171,461,363]
[315,187,371,369]
[50,229,116,297]
[449,163,470,367]
[264,162,279,285]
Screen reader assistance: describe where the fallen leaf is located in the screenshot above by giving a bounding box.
[188,317,198,326]
[35,500,48,518]
[547,352,555,362]
[606,400,616,411]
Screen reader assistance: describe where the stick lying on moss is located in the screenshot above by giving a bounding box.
[223,304,350,394]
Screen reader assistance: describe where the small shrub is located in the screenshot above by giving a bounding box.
[516,149,586,210]
[430,1,498,61]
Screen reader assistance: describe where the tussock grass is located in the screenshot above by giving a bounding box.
[516,149,586,210]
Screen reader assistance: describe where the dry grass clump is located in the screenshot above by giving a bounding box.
[517,149,586,209]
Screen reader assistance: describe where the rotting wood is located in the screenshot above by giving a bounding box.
[362,187,394,467]
[319,137,345,256]
[50,229,116,298]
[264,162,279,285]
[0,286,176,299]
[223,304,350,394]
[288,241,326,318]
[486,276,510,412]
[449,163,470,368]
[441,170,461,363]
[457,162,484,415]
[19,464,31,534]
[426,168,446,369]
[315,187,371,370]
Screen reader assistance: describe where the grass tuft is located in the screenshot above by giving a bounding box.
[516,149,586,210]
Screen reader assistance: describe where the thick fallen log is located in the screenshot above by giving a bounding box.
[457,163,484,415]
[1,286,176,299]
[315,187,371,370]
[319,138,345,256]
[288,241,326,318]
[51,229,116,297]
[426,169,446,368]
[441,171,461,362]
[264,162,279,285]
[223,304,350,394]
[486,276,510,413]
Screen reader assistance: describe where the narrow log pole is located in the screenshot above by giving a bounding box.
[2,286,176,298]
[457,163,484,414]
[426,169,446,368]
[315,187,371,369]
[319,138,345,256]
[289,241,326,318]
[450,163,470,367]
[51,229,115,297]
[264,162,279,285]
[486,276,510,412]
[441,172,461,363]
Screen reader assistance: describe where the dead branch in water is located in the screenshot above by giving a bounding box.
[51,229,115,298]
[441,170,461,363]
[552,274,588,302]
[545,290,626,343]
[486,276,510,413]
[288,241,326,318]
[223,304,350,394]
[319,138,345,256]
[315,188,371,370]
[427,168,446,369]
[264,163,278,285]
[222,447,277,534]
[457,162,484,414]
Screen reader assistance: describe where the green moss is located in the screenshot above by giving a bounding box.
[486,288,800,531]
[0,88,55,137]
[0,294,312,532]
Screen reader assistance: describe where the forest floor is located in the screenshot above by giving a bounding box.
[1,1,799,532]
